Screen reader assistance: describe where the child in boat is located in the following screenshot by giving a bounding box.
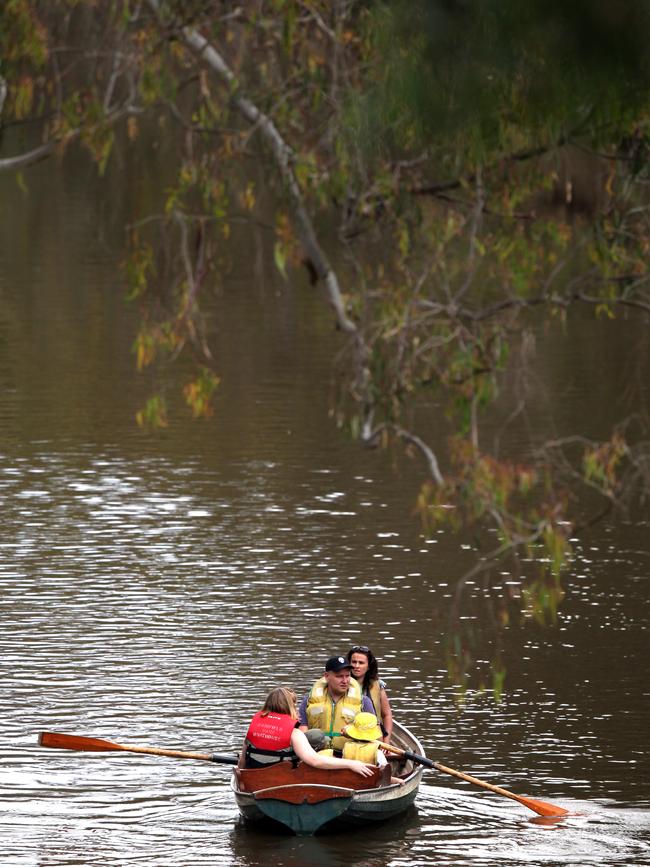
[341,711,405,785]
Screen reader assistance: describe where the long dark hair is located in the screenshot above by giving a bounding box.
[346,645,379,692]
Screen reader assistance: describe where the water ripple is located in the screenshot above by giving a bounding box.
[1,450,649,864]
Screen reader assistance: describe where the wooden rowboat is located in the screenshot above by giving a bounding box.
[230,720,425,835]
[38,727,569,826]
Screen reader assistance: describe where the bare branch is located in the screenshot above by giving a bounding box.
[363,421,445,485]
[454,167,485,306]
[146,0,359,339]
[0,100,140,174]
[410,138,570,198]
[297,1,337,41]
[457,287,650,323]
[0,75,6,118]
[0,141,57,172]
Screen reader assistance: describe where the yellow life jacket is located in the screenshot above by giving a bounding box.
[317,748,334,757]
[342,740,379,764]
[366,680,383,727]
[305,676,362,751]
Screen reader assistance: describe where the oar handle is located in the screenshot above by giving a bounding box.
[375,739,435,768]
[210,752,239,765]
[402,749,435,768]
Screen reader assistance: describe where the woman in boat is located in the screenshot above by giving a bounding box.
[346,645,394,743]
[239,686,374,777]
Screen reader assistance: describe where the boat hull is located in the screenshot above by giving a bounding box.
[231,720,424,835]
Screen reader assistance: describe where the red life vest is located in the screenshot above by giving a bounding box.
[245,711,297,752]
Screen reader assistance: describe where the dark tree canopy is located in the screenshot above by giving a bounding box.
[369,0,650,153]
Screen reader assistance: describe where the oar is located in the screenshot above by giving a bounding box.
[39,731,239,765]
[377,741,568,817]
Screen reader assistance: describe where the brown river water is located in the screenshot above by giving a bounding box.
[0,147,649,866]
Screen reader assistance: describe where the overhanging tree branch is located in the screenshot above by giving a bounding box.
[364,420,445,485]
[0,103,139,174]
[146,0,359,339]
[0,140,57,172]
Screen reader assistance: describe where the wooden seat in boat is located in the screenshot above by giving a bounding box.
[235,761,388,793]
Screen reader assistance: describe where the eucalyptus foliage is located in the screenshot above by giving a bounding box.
[2,0,650,691]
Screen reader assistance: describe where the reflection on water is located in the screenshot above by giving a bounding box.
[1,146,649,865]
[1,448,649,865]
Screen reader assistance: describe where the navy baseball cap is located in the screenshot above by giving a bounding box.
[325,655,352,672]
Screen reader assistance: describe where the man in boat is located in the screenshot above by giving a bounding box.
[298,656,376,753]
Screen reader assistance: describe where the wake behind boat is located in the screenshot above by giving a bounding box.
[231,720,424,835]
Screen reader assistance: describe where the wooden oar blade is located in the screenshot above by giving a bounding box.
[39,731,239,764]
[518,796,569,818]
[432,760,567,818]
[39,732,122,752]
